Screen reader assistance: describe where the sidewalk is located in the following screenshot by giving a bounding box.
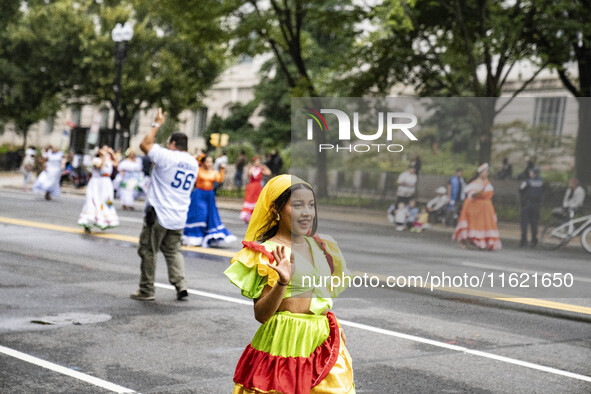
[217,196,523,241]
[0,171,534,242]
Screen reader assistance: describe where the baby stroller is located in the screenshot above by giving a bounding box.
[430,205,447,224]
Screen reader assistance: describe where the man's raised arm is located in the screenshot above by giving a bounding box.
[140,108,167,154]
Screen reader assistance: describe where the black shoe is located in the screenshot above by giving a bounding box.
[530,239,538,248]
[176,289,188,301]
[520,240,527,248]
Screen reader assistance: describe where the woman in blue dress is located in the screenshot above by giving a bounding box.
[182,155,236,247]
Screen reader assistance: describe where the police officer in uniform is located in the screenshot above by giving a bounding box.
[519,167,543,247]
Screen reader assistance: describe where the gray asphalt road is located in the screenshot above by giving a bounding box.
[1,189,590,393]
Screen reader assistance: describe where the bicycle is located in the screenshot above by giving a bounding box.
[540,208,591,253]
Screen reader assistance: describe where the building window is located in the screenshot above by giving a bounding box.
[533,97,566,143]
[45,117,55,134]
[238,54,253,64]
[71,106,82,127]
[193,107,208,138]
[131,112,140,135]
[100,107,110,129]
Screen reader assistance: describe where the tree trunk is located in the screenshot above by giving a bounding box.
[310,97,328,198]
[477,99,497,165]
[575,98,591,186]
[315,130,328,198]
[22,127,28,150]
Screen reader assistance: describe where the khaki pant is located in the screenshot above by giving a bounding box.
[137,216,187,296]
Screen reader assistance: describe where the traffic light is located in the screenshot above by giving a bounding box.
[210,133,220,147]
[220,133,229,147]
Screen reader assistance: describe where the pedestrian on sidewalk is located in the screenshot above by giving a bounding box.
[410,155,422,176]
[224,174,355,393]
[562,178,586,215]
[452,163,502,251]
[77,146,120,232]
[517,159,535,181]
[268,149,284,176]
[130,109,198,302]
[391,201,408,231]
[32,145,63,200]
[413,207,430,232]
[427,186,449,223]
[497,157,513,180]
[519,167,543,247]
[213,150,228,195]
[20,146,36,190]
[406,199,419,230]
[233,149,246,189]
[446,168,466,226]
[181,154,236,247]
[395,165,417,206]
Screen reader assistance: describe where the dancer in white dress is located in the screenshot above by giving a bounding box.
[116,149,144,211]
[32,146,63,200]
[78,146,120,232]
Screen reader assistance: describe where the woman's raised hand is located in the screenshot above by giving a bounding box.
[270,245,293,285]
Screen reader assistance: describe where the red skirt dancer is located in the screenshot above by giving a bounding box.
[232,311,354,394]
[240,167,263,223]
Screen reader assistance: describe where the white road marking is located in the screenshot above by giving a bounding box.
[338,320,591,383]
[461,261,591,283]
[1,202,589,385]
[118,216,144,223]
[154,282,591,383]
[0,189,85,201]
[0,345,136,393]
[156,283,251,306]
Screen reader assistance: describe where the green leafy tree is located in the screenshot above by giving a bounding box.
[526,0,591,185]
[252,60,292,150]
[223,0,364,196]
[72,0,227,148]
[350,0,547,165]
[0,1,93,147]
[493,120,574,169]
[1,0,227,150]
[203,103,257,151]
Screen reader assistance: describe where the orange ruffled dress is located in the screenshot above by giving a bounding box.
[452,180,502,250]
[224,236,355,394]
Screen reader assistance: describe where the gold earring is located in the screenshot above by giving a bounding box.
[276,213,280,221]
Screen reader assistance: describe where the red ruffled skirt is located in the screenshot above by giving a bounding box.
[232,311,355,394]
[240,180,263,223]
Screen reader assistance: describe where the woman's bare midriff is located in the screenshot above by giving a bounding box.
[276,293,328,315]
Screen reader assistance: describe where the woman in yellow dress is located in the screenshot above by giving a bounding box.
[224,174,355,393]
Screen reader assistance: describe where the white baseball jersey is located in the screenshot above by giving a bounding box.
[146,144,199,230]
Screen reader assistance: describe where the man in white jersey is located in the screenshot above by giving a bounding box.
[131,109,199,301]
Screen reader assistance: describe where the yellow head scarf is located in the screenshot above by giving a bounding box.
[244,174,311,242]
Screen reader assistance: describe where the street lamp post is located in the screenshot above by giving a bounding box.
[110,22,133,149]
